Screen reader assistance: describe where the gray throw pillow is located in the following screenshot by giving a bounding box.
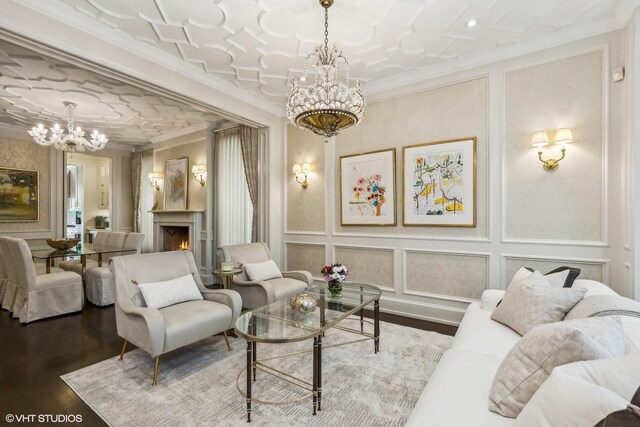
[491,271,586,335]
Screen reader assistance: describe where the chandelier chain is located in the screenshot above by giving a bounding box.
[324,6,329,57]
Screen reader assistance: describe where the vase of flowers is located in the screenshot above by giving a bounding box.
[321,263,348,298]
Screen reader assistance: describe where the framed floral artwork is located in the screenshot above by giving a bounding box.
[164,157,188,210]
[340,148,396,226]
[0,167,39,222]
[402,137,476,227]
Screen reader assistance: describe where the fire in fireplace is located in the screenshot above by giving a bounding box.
[162,226,190,251]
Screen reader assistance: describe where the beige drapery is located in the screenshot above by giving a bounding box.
[240,126,259,242]
[131,152,143,232]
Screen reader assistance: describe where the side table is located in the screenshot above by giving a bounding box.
[212,268,242,290]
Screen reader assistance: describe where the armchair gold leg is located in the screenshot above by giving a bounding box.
[152,356,160,386]
[223,331,232,352]
[119,340,127,360]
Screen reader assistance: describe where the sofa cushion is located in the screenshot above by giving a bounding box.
[489,317,626,418]
[514,353,640,427]
[160,300,232,353]
[405,349,513,427]
[451,302,521,359]
[508,266,580,289]
[137,273,203,309]
[491,271,585,335]
[244,259,283,281]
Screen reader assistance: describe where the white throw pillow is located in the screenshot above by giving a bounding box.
[137,274,203,309]
[488,316,626,418]
[244,260,283,281]
[508,267,572,289]
[492,271,586,335]
[514,353,640,427]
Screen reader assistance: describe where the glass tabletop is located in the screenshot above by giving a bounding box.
[31,244,135,260]
[234,282,381,343]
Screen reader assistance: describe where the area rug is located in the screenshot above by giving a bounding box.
[62,319,453,426]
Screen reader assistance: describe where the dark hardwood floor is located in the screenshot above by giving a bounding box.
[0,304,456,425]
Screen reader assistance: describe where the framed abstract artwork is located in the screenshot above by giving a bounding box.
[402,137,476,227]
[0,167,39,222]
[340,148,396,226]
[164,157,188,210]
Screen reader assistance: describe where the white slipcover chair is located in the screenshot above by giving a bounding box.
[86,233,145,306]
[111,250,242,385]
[9,238,84,323]
[0,236,11,305]
[59,230,110,272]
[217,242,313,309]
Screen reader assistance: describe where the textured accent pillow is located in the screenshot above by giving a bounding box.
[508,266,581,289]
[244,259,283,281]
[491,271,586,335]
[137,274,203,309]
[514,353,640,426]
[489,317,626,418]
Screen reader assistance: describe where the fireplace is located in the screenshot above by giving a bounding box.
[162,226,190,251]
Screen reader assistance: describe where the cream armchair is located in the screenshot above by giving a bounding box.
[110,250,242,385]
[217,242,313,309]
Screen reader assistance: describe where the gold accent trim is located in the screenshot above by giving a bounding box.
[339,147,397,226]
[537,148,566,171]
[402,137,477,227]
[119,340,127,360]
[152,356,160,386]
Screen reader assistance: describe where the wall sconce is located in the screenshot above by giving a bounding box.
[148,172,164,191]
[192,164,207,187]
[292,162,311,189]
[531,128,573,172]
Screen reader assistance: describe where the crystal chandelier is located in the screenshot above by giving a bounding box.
[286,0,366,143]
[28,102,108,152]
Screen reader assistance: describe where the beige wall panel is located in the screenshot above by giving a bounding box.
[504,258,604,283]
[334,246,394,289]
[406,251,488,300]
[505,51,603,241]
[0,138,51,232]
[286,243,325,275]
[119,151,133,229]
[286,124,325,233]
[334,77,488,237]
[154,139,207,211]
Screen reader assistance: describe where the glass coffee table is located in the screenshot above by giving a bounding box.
[234,282,381,422]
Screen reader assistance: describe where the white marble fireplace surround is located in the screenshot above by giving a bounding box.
[152,210,207,280]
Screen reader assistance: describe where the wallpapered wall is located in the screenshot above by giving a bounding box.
[284,36,625,325]
[0,138,51,233]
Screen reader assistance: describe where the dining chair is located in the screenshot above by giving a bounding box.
[8,238,83,323]
[0,237,12,308]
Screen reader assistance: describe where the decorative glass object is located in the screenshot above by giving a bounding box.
[327,280,342,298]
[290,292,318,313]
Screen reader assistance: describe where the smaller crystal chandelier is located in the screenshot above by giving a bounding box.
[286,0,366,143]
[28,102,108,152]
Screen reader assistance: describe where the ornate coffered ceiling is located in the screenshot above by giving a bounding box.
[0,40,227,145]
[52,0,622,104]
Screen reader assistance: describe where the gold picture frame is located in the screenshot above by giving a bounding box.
[0,167,39,222]
[339,148,396,226]
[163,157,189,211]
[402,137,476,227]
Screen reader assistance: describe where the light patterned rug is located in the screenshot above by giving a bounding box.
[62,319,452,426]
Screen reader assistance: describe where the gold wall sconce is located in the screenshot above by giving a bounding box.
[192,164,207,187]
[292,162,311,189]
[531,128,573,172]
[148,172,164,191]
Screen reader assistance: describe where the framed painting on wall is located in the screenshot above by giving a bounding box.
[164,157,188,210]
[402,137,476,227]
[340,148,396,226]
[0,167,39,222]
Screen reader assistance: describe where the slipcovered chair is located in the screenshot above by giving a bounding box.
[0,237,11,306]
[7,238,83,323]
[86,233,145,306]
[58,231,108,271]
[217,242,313,309]
[111,250,242,385]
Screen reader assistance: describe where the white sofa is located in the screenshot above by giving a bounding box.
[406,279,640,426]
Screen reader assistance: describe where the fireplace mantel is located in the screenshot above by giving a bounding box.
[152,210,205,277]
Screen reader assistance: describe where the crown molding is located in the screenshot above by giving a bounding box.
[150,123,209,144]
[615,0,640,24]
[0,123,33,141]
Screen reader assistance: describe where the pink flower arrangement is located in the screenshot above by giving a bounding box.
[321,263,348,284]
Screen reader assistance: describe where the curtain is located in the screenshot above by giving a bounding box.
[240,126,259,242]
[131,153,142,232]
[139,151,155,253]
[216,128,253,247]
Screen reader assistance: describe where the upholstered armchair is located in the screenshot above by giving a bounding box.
[217,242,313,309]
[110,250,242,385]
